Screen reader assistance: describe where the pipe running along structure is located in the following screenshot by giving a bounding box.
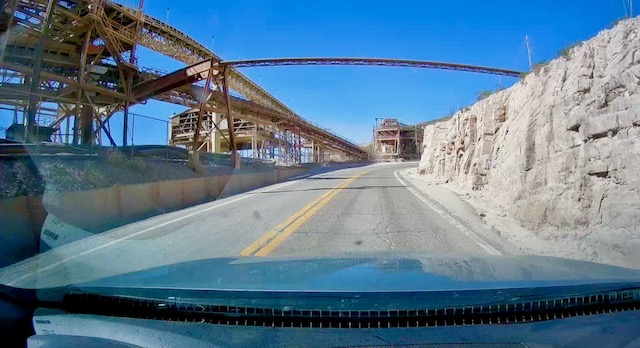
[222,57,524,78]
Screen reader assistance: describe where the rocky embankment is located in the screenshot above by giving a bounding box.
[418,17,640,267]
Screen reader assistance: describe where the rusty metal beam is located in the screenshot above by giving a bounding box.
[132,58,218,101]
[222,66,238,168]
[103,1,296,114]
[189,66,215,168]
[79,102,93,145]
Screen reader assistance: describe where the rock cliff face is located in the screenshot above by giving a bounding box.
[419,18,640,233]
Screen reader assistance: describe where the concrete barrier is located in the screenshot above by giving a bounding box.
[204,176,221,198]
[1,163,367,265]
[217,175,231,197]
[277,169,291,181]
[119,183,154,221]
[0,196,43,266]
[42,187,120,231]
[153,180,183,211]
[181,178,207,205]
[265,172,278,186]
[244,173,264,191]
[220,174,243,197]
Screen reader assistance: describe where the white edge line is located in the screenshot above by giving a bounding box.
[393,170,502,256]
[7,177,306,285]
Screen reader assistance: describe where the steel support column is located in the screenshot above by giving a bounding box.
[189,67,215,168]
[80,104,93,145]
[25,0,57,141]
[0,0,19,63]
[251,123,257,159]
[123,0,145,146]
[84,91,117,146]
[222,66,239,169]
[73,24,93,145]
[123,91,130,146]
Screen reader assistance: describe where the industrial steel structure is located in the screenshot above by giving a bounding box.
[0,0,524,166]
[0,0,368,166]
[223,58,523,77]
[373,118,423,161]
[169,108,343,163]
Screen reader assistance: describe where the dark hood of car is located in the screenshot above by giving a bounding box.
[75,253,640,292]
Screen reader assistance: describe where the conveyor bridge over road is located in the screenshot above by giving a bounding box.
[0,0,524,167]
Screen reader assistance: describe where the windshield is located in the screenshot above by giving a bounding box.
[0,0,639,295]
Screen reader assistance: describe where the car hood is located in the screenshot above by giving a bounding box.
[76,252,640,292]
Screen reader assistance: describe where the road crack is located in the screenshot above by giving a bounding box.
[374,222,396,250]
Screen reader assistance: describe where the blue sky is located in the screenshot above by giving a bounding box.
[1,0,634,145]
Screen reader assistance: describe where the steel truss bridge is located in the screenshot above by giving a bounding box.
[0,0,524,166]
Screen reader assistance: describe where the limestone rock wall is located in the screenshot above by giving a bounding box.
[418,17,640,231]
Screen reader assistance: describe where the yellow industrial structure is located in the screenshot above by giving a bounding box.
[0,0,367,166]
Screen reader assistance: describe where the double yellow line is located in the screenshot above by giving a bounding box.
[240,171,368,256]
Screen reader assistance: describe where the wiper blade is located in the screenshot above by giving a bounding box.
[0,284,38,308]
[57,287,640,328]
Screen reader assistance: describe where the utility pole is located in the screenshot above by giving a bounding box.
[525,35,533,71]
[373,117,383,160]
[166,7,169,23]
[631,0,634,17]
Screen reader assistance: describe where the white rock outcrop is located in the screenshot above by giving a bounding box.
[419,18,640,236]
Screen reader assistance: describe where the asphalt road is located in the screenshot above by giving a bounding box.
[0,163,511,288]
